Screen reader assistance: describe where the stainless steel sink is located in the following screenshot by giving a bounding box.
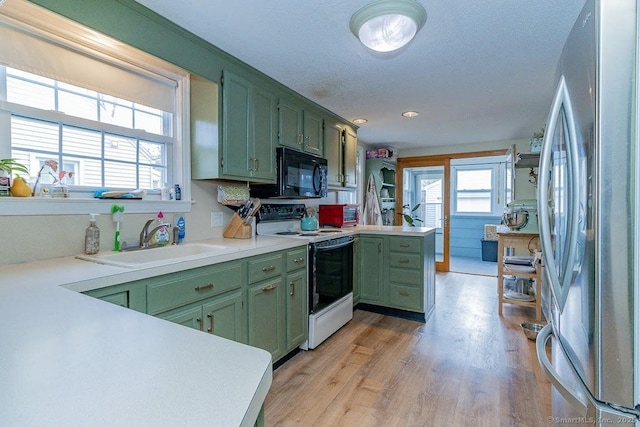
[76,243,233,268]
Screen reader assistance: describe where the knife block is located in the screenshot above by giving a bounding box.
[223,212,252,239]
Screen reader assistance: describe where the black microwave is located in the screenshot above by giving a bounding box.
[250,147,328,199]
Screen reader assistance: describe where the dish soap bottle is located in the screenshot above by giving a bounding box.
[176,216,186,244]
[151,211,170,246]
[85,213,100,254]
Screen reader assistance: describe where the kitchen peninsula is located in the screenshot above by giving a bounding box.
[0,226,435,426]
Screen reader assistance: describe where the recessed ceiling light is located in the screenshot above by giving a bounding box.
[353,118,368,124]
[402,111,419,118]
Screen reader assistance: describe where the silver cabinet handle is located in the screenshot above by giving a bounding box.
[294,257,304,263]
[400,244,410,248]
[261,265,276,272]
[195,283,214,291]
[196,317,203,331]
[254,158,259,171]
[289,281,295,296]
[262,284,276,292]
[399,291,410,296]
[399,259,410,264]
[297,134,304,145]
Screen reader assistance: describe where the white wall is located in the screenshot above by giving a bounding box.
[1,177,357,265]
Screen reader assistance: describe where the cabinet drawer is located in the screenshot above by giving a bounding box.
[389,237,421,253]
[389,284,422,312]
[389,267,423,286]
[286,248,307,272]
[147,262,243,315]
[389,252,422,270]
[248,253,283,284]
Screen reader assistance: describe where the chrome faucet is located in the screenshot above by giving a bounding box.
[139,219,172,248]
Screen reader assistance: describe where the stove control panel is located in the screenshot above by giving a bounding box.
[257,203,306,222]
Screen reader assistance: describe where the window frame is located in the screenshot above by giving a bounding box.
[0,1,191,216]
[451,156,507,217]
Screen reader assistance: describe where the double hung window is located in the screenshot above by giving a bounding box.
[451,156,508,216]
[0,1,189,213]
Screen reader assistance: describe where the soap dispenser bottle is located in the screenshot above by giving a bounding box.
[85,213,100,254]
[151,211,170,246]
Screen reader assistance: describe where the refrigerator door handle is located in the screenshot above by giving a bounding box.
[536,324,589,415]
[537,75,580,312]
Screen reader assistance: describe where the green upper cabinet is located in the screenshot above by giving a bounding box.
[343,127,357,189]
[324,120,343,187]
[278,96,323,156]
[278,96,303,151]
[221,70,252,179]
[302,109,323,156]
[221,70,276,182]
[191,71,276,183]
[251,85,277,181]
[325,119,358,190]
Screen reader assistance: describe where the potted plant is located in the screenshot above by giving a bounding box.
[0,158,29,176]
[397,203,423,227]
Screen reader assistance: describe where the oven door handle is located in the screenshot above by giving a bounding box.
[314,240,353,251]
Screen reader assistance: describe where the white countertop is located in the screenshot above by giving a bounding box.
[0,226,434,426]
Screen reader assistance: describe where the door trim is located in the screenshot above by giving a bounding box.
[397,149,510,272]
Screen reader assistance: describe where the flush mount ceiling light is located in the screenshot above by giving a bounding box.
[350,0,427,53]
[402,111,419,118]
[353,118,369,124]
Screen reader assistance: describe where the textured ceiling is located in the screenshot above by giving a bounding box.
[134,0,585,150]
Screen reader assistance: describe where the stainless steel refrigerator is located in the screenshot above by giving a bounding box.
[535,0,640,425]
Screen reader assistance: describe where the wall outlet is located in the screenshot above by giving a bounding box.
[210,211,223,227]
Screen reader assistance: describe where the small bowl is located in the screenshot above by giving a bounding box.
[521,322,544,340]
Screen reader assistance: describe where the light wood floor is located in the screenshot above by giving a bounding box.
[264,272,551,427]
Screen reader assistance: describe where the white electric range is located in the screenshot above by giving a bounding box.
[256,203,356,349]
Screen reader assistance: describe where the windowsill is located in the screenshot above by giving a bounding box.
[0,197,192,216]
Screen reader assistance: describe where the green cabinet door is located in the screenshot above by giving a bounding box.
[158,304,205,331]
[247,277,285,361]
[84,282,146,313]
[203,290,244,342]
[278,97,303,150]
[285,270,307,350]
[302,109,323,156]
[324,120,343,187]
[359,236,385,303]
[221,70,252,179]
[252,85,277,181]
[352,236,361,305]
[278,97,323,156]
[343,127,357,188]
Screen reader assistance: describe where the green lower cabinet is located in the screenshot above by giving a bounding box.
[352,236,361,304]
[285,270,307,350]
[359,236,385,303]
[358,233,435,316]
[247,277,285,362]
[203,290,244,342]
[156,289,244,342]
[157,303,203,330]
[83,282,146,313]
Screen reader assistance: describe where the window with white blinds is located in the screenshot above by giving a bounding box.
[0,0,189,203]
